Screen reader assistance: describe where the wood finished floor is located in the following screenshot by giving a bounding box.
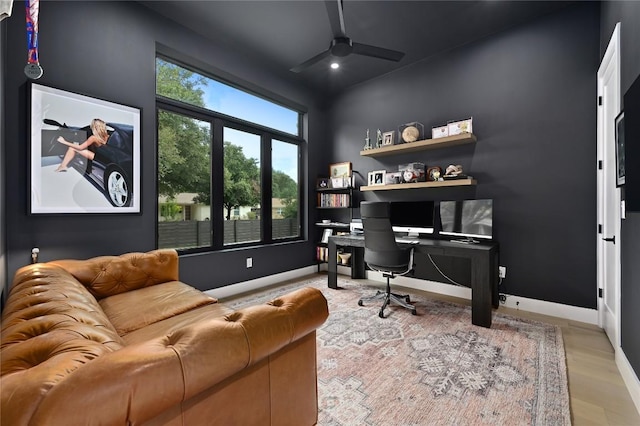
[373,279,640,426]
[253,274,640,425]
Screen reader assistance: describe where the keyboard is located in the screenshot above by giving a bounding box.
[395,238,420,244]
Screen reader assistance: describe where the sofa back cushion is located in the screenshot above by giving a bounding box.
[49,249,179,299]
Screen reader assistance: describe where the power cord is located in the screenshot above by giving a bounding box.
[427,254,466,287]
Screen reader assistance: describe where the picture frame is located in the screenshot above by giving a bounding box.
[368,170,386,186]
[317,177,330,189]
[615,111,625,187]
[30,83,141,214]
[329,161,352,179]
[382,131,395,146]
[427,166,443,181]
[321,228,333,243]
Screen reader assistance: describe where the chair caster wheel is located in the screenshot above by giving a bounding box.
[379,310,385,318]
[405,296,411,303]
[358,300,364,306]
[411,309,417,315]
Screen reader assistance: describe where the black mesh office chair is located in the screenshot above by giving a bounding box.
[358,201,417,318]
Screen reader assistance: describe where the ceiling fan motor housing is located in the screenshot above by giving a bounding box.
[331,37,353,57]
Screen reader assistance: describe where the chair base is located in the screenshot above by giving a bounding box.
[358,277,417,318]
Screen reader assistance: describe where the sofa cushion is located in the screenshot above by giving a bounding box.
[122,303,234,344]
[49,249,179,299]
[99,281,217,336]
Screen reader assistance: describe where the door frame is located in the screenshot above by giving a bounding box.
[596,22,622,347]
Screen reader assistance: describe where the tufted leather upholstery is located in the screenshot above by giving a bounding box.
[1,249,329,425]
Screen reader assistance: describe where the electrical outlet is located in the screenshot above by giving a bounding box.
[498,266,507,279]
[498,294,507,303]
[246,257,253,268]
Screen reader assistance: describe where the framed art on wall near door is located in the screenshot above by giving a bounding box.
[29,83,141,214]
[614,110,625,187]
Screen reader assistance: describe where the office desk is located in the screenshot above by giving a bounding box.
[327,235,499,328]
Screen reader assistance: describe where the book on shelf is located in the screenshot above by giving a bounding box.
[317,193,350,207]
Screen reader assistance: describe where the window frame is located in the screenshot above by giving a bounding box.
[156,84,305,254]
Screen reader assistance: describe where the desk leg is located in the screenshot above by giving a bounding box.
[471,255,492,328]
[328,240,338,289]
[351,247,366,279]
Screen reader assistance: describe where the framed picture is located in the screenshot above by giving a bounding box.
[615,111,625,187]
[368,170,386,186]
[329,161,352,179]
[317,177,330,189]
[427,166,442,181]
[382,131,395,146]
[321,228,333,243]
[30,83,141,214]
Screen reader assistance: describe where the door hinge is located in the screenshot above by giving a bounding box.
[598,224,602,234]
[598,96,603,106]
[598,288,603,298]
[598,160,603,170]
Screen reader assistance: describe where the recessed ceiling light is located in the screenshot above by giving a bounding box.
[330,62,340,70]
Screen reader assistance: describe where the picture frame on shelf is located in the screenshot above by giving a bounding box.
[329,161,352,179]
[615,111,625,186]
[321,228,333,243]
[317,177,330,189]
[29,83,141,214]
[368,170,386,186]
[382,131,395,146]
[427,166,443,181]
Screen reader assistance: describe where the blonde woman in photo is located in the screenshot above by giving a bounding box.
[55,118,109,172]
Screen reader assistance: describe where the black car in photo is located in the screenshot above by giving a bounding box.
[42,119,134,207]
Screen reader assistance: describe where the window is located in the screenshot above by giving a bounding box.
[156,58,299,135]
[157,110,211,250]
[223,127,261,245]
[156,57,304,252]
[272,139,300,239]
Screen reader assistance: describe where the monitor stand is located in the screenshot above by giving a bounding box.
[406,231,419,239]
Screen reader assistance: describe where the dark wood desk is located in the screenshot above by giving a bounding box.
[327,234,499,328]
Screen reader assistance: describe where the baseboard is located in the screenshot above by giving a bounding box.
[365,272,598,325]
[616,348,640,416]
[204,266,317,300]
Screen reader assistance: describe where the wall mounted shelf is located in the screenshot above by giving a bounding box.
[360,178,477,191]
[360,133,476,158]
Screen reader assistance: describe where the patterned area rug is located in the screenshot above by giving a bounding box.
[225,276,571,426]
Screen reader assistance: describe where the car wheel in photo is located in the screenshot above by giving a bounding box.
[105,168,132,207]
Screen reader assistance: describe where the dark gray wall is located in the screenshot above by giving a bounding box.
[4,1,328,291]
[328,2,600,308]
[1,18,6,303]
[601,0,640,387]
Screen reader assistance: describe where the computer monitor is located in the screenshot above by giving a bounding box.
[389,200,435,237]
[439,199,493,241]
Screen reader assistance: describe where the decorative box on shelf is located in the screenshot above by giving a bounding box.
[447,117,473,136]
[398,122,424,144]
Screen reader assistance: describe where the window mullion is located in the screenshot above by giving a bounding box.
[212,118,225,249]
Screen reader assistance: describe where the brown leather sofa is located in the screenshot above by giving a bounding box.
[0,249,329,425]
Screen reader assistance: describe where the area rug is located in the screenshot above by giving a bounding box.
[225,276,571,426]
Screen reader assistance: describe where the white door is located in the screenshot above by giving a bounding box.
[597,23,622,349]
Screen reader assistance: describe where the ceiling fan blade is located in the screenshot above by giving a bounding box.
[324,0,346,37]
[352,42,405,62]
[290,49,332,73]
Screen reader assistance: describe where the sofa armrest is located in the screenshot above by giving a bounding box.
[48,249,179,299]
[29,287,329,425]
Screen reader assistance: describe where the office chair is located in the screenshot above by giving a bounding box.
[358,201,417,318]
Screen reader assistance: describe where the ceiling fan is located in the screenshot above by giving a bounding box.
[290,0,405,73]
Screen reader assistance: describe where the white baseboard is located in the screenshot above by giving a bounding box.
[207,266,598,325]
[365,272,598,325]
[616,348,640,416]
[204,266,317,300]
